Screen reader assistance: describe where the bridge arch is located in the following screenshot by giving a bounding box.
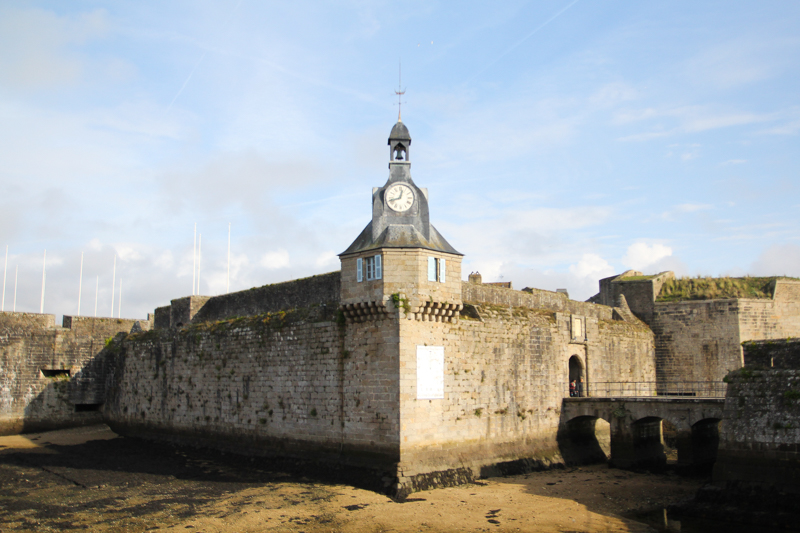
[673,417,721,470]
[557,415,610,465]
[561,397,725,471]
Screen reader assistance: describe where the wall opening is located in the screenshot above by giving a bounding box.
[632,416,666,470]
[690,418,721,470]
[41,368,70,378]
[74,403,102,412]
[662,419,678,464]
[568,356,585,397]
[558,416,610,465]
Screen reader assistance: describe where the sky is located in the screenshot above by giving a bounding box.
[1,1,799,321]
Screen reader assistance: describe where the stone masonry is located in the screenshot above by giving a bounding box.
[0,312,151,435]
[2,118,799,499]
[593,272,800,386]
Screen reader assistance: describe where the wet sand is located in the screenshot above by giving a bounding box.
[0,425,704,532]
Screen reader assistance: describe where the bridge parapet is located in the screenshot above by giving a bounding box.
[567,381,726,399]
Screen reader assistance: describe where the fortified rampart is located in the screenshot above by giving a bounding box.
[0,312,151,435]
[101,277,654,496]
[154,272,340,329]
[593,273,800,386]
[3,118,798,501]
[742,338,800,369]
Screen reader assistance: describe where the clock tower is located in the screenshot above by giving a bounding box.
[339,120,463,322]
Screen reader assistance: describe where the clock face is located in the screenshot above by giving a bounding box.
[386,183,414,212]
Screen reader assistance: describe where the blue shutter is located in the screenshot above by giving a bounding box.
[375,254,382,279]
[428,257,436,281]
[440,258,446,283]
[357,257,363,282]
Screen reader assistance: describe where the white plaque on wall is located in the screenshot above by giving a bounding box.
[417,345,445,399]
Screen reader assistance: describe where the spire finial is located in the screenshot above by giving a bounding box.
[394,60,406,121]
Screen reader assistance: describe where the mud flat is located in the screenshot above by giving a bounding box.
[1,425,709,532]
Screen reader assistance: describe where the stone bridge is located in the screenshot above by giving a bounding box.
[558,397,725,469]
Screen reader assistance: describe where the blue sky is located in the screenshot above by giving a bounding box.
[1,1,799,320]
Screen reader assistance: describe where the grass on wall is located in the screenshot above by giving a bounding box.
[656,276,786,302]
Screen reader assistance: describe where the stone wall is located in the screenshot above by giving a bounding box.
[0,312,150,435]
[596,275,800,389]
[201,273,340,324]
[104,305,402,478]
[743,338,800,369]
[593,271,673,323]
[687,367,800,528]
[393,304,654,493]
[652,293,800,386]
[152,273,341,329]
[651,300,743,385]
[96,293,654,496]
[463,282,613,321]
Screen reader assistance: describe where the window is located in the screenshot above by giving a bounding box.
[427,256,446,282]
[357,255,381,282]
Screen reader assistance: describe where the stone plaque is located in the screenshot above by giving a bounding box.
[572,317,583,340]
[416,345,444,399]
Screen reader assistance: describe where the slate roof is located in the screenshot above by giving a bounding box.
[388,121,411,141]
[340,222,462,256]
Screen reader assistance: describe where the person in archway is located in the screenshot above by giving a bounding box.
[569,380,576,397]
[577,378,584,397]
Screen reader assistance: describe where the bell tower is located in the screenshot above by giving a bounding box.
[339,120,463,323]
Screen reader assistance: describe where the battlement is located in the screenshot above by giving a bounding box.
[463,280,615,321]
[153,271,341,329]
[1,311,151,337]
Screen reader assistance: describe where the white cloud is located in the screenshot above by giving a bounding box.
[315,250,338,269]
[569,253,615,280]
[675,203,713,213]
[758,118,800,136]
[622,242,672,270]
[260,249,290,270]
[750,244,800,277]
[684,37,784,90]
[0,6,109,90]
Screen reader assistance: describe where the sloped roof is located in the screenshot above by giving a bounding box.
[340,222,462,256]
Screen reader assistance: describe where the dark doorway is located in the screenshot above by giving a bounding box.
[568,356,584,397]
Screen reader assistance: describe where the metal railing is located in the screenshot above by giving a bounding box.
[566,381,727,399]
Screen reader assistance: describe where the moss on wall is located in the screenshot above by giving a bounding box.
[656,276,795,302]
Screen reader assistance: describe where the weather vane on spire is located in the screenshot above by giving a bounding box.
[395,60,406,121]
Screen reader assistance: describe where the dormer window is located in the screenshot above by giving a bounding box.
[357,255,382,282]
